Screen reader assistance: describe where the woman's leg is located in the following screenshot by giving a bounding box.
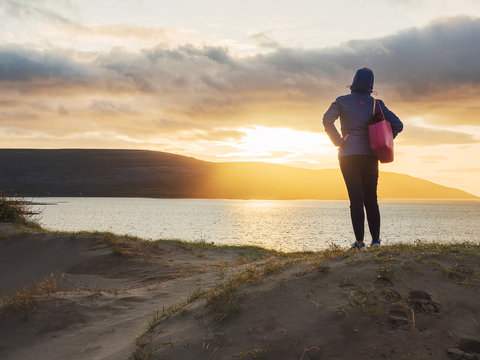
[362,157,380,242]
[339,156,365,242]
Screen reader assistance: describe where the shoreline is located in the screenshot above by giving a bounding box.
[22,196,480,202]
[1,223,480,359]
[24,197,480,253]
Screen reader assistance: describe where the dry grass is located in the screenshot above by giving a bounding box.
[1,273,62,319]
[205,258,298,323]
[129,286,207,360]
[205,266,263,323]
[232,346,264,359]
[378,264,396,279]
[348,286,379,318]
[129,259,294,360]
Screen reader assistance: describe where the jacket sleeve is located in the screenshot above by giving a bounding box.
[323,99,344,147]
[378,100,403,138]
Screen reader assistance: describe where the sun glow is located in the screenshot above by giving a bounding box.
[217,126,332,162]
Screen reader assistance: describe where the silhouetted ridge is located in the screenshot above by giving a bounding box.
[0,149,476,199]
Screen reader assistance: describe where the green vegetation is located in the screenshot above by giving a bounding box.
[0,194,40,228]
[167,239,285,260]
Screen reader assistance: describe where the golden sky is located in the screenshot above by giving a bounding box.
[1,0,480,196]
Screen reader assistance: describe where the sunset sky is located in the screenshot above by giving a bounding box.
[1,0,480,196]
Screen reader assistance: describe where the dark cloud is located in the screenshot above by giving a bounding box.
[2,15,479,97]
[0,47,87,81]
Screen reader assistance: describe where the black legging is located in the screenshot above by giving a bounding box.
[339,155,380,242]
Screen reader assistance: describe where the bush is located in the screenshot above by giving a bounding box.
[0,193,40,227]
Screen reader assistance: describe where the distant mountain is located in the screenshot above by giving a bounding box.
[0,149,477,199]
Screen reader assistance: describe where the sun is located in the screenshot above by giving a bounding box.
[216,125,333,163]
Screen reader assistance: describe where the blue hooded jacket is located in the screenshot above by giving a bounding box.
[323,68,403,158]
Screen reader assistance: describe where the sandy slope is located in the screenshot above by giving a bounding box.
[1,224,480,360]
[0,224,247,360]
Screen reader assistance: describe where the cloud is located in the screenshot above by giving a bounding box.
[398,124,478,146]
[194,129,246,141]
[0,0,204,48]
[417,154,449,164]
[441,168,480,172]
[1,15,480,146]
[418,154,449,161]
[250,32,280,49]
[0,47,88,82]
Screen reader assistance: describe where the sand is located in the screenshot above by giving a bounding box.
[1,223,479,360]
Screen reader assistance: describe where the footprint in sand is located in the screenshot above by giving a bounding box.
[447,338,480,359]
[387,304,413,329]
[407,290,439,313]
[380,288,401,302]
[446,265,475,282]
[374,275,394,288]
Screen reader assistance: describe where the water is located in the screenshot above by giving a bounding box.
[30,198,480,252]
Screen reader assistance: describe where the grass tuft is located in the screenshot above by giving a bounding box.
[0,193,41,229]
[1,273,62,319]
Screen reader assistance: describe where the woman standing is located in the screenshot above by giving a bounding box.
[323,68,403,249]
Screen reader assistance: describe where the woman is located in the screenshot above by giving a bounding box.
[323,68,403,249]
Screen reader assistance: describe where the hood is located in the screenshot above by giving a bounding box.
[350,68,374,94]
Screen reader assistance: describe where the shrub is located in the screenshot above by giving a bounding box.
[0,193,40,227]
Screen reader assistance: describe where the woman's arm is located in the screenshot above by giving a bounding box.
[323,100,344,146]
[378,100,403,138]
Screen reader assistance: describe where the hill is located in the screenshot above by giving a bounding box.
[0,149,476,199]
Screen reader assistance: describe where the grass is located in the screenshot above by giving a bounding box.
[0,193,41,229]
[232,346,264,359]
[0,273,62,319]
[2,219,480,359]
[129,259,295,360]
[168,239,286,260]
[378,264,396,279]
[95,232,289,262]
[130,286,208,360]
[431,260,480,287]
[348,286,379,319]
[205,265,264,323]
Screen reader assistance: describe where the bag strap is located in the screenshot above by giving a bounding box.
[377,99,385,119]
[373,98,386,119]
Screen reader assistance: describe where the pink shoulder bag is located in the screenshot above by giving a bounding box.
[369,99,394,163]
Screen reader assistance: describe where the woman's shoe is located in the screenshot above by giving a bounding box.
[371,240,381,247]
[350,241,365,250]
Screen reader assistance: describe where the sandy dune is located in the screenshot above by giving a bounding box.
[1,223,480,360]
